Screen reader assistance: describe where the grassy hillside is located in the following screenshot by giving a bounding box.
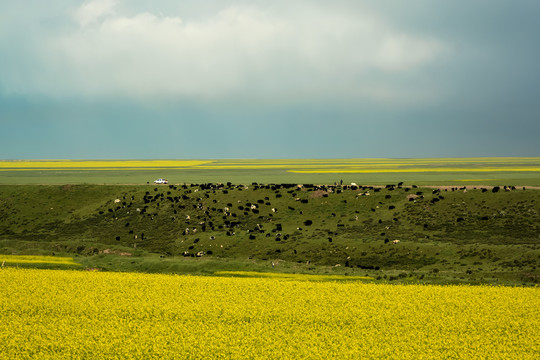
[1,183,538,285]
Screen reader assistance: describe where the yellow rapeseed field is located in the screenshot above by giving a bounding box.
[2,157,539,173]
[0,160,211,170]
[288,167,540,173]
[0,255,80,266]
[0,268,538,359]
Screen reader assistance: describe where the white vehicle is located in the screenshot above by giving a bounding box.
[154,178,169,184]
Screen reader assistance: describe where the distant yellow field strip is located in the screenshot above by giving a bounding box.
[0,167,212,171]
[1,158,539,171]
[213,157,540,164]
[289,167,540,173]
[0,160,212,169]
[0,255,80,266]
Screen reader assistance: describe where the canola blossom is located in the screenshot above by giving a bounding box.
[0,268,538,359]
[0,160,211,170]
[1,157,539,173]
[0,255,80,266]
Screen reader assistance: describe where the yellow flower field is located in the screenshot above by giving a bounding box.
[1,157,539,172]
[288,167,540,173]
[0,268,538,359]
[0,160,211,170]
[0,255,80,266]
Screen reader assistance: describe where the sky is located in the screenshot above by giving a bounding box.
[1,0,539,159]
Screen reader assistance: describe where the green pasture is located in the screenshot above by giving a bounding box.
[0,182,538,285]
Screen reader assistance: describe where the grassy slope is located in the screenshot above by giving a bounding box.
[0,183,538,285]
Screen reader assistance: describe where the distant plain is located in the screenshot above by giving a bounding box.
[1,157,539,185]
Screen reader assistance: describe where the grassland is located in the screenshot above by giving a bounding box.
[1,157,539,185]
[1,267,538,359]
[1,181,538,285]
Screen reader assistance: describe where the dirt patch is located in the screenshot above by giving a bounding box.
[422,185,540,191]
[310,190,329,198]
[85,267,101,271]
[100,249,132,256]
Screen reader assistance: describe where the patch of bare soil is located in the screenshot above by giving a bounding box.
[310,190,329,198]
[100,249,132,256]
[85,268,101,271]
[422,185,540,190]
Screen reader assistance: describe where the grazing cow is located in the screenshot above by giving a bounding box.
[392,239,400,244]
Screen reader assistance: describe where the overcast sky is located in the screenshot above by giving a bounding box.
[1,0,539,159]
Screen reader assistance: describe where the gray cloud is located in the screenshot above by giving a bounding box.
[1,0,449,105]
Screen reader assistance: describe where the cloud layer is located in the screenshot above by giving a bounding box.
[2,0,447,104]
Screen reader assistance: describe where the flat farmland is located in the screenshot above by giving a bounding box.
[1,158,540,185]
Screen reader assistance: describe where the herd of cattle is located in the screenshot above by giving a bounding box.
[96,181,535,266]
